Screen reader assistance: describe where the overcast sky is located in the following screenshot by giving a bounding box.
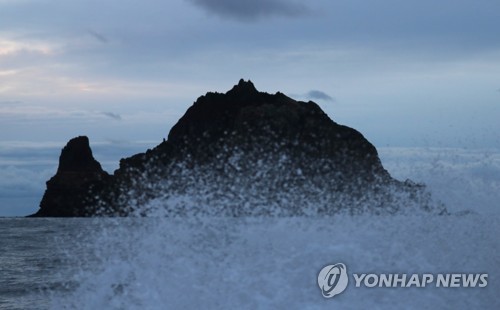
[1,0,500,215]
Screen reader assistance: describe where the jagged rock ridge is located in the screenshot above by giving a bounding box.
[31,80,442,217]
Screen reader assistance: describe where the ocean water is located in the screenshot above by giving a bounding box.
[0,147,499,309]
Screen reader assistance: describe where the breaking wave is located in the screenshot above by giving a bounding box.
[97,143,448,217]
[46,147,499,309]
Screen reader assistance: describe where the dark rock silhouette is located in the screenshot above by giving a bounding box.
[30,136,110,217]
[169,79,389,180]
[30,80,443,217]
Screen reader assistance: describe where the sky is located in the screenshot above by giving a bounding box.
[1,0,500,215]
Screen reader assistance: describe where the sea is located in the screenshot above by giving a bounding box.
[0,147,499,309]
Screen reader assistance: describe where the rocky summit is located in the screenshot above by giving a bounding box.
[32,136,111,217]
[31,79,443,217]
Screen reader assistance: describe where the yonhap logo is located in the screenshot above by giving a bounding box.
[317,262,488,299]
[317,263,349,298]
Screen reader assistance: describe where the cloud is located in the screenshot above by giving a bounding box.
[0,38,56,57]
[0,100,21,105]
[0,69,18,76]
[87,29,108,44]
[188,0,309,21]
[0,165,52,195]
[101,112,122,121]
[306,90,334,102]
[0,104,124,122]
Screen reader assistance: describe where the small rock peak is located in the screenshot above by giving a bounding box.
[238,78,252,87]
[57,136,103,173]
[65,136,89,149]
[227,79,258,95]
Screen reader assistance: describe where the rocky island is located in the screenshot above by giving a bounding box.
[30,79,443,217]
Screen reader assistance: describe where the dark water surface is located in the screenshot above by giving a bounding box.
[0,218,96,310]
